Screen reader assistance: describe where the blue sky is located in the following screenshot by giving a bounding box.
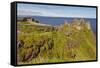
[17,3,96,18]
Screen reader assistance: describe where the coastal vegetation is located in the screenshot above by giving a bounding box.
[17,17,96,65]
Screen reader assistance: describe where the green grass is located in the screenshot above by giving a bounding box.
[17,21,96,65]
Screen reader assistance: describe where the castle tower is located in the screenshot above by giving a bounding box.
[86,22,91,30]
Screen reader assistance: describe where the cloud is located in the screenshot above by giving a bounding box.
[17,9,43,16]
[17,3,96,18]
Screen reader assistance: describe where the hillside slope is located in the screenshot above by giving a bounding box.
[17,19,96,65]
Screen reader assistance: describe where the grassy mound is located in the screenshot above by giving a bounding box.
[17,19,96,65]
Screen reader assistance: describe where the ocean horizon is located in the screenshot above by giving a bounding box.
[17,16,96,34]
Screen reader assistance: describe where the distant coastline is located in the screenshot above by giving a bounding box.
[17,16,96,34]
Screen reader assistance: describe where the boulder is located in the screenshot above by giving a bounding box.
[17,40,24,48]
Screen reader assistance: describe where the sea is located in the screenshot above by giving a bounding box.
[18,16,97,34]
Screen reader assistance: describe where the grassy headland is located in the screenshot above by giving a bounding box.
[17,18,96,65]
